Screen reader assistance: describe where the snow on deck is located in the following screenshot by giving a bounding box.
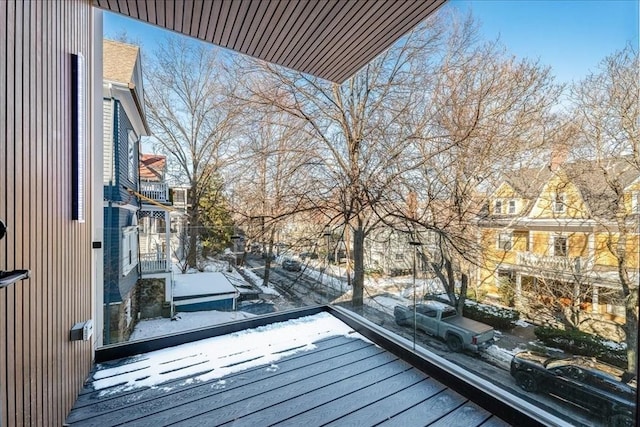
[92,312,358,395]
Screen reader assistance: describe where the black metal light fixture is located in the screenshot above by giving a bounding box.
[71,52,85,222]
[0,220,31,288]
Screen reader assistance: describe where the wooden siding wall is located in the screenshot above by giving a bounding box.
[0,1,94,425]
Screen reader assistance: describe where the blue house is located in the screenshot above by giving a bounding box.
[102,39,150,344]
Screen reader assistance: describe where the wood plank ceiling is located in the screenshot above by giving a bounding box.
[92,0,447,83]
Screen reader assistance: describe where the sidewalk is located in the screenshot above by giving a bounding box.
[495,323,538,352]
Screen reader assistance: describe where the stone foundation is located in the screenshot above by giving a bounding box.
[137,278,168,319]
[106,286,141,344]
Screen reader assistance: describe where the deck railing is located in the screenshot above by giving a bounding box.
[140,181,169,203]
[140,252,169,273]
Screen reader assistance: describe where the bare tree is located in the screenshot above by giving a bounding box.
[387,13,562,313]
[144,35,239,269]
[229,108,322,287]
[233,20,447,309]
[569,44,640,373]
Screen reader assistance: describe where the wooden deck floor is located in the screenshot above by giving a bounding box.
[66,314,510,426]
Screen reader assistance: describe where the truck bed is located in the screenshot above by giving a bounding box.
[444,316,494,334]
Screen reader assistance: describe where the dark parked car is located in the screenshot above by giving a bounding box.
[282,259,302,272]
[510,351,636,426]
[299,252,318,260]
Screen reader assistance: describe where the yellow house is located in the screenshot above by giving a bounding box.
[477,159,639,336]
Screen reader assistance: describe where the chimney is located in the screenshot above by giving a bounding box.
[550,143,568,172]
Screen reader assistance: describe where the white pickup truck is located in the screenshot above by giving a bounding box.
[394,300,495,353]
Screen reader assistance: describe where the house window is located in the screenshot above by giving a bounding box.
[508,200,516,214]
[599,291,626,317]
[174,189,186,204]
[497,231,513,250]
[553,193,565,213]
[632,191,640,214]
[122,226,139,275]
[494,200,502,215]
[128,130,137,183]
[395,253,404,261]
[553,236,568,257]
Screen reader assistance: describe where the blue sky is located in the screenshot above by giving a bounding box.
[449,0,639,84]
[104,0,639,85]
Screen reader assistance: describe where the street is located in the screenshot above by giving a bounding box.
[243,256,607,427]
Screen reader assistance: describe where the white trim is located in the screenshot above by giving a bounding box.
[485,218,598,229]
[103,81,149,137]
[92,7,104,349]
[122,225,139,276]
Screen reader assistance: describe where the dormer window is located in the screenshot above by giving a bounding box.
[494,200,503,215]
[553,193,565,213]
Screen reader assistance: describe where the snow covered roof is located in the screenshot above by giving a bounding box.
[173,272,238,298]
[66,306,568,426]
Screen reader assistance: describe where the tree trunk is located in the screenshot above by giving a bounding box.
[262,228,276,288]
[186,199,199,269]
[624,295,638,375]
[352,224,365,308]
[458,272,468,315]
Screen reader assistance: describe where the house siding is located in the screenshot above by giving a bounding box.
[0,1,94,425]
[115,101,138,198]
[104,101,138,203]
[103,207,139,303]
[479,165,639,339]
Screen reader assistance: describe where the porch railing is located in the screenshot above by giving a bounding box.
[516,252,589,272]
[140,181,169,203]
[140,252,169,273]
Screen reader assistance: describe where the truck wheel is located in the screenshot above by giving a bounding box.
[515,372,537,393]
[446,335,463,352]
[395,316,407,326]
